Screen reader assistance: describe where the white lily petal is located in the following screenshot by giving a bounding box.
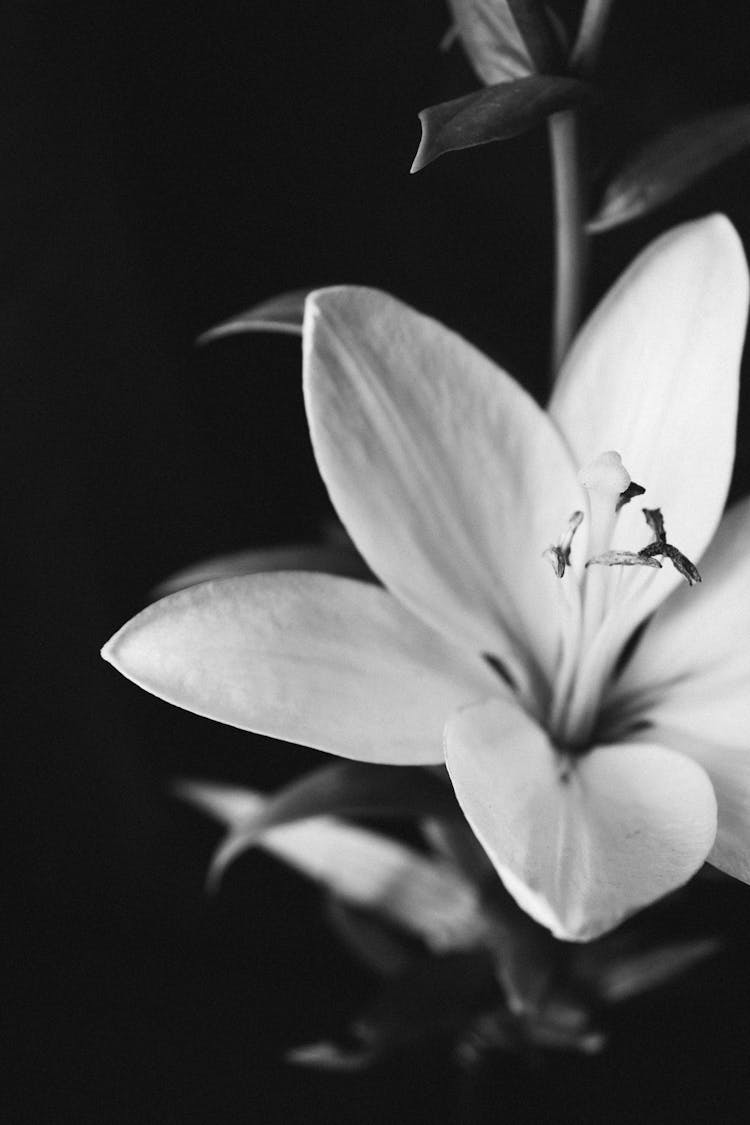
[626,729,750,885]
[550,215,747,624]
[445,698,717,940]
[175,781,484,951]
[103,573,499,765]
[609,495,750,748]
[304,286,583,706]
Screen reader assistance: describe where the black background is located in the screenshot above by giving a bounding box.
[7,2,750,1121]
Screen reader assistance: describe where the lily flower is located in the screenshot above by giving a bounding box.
[103,215,750,941]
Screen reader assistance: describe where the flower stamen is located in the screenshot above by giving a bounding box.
[615,480,646,511]
[585,507,701,585]
[544,510,584,578]
[638,507,702,585]
[586,550,662,571]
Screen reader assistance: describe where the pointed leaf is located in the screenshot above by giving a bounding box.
[589,105,750,232]
[173,780,263,825]
[587,938,722,1003]
[197,289,309,342]
[411,77,588,173]
[153,542,372,597]
[200,761,461,886]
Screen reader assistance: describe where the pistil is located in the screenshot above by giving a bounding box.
[546,452,703,751]
[577,452,632,658]
[549,452,642,748]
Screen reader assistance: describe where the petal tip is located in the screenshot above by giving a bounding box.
[99,608,164,686]
[701,210,740,243]
[677,213,748,285]
[303,286,386,333]
[100,630,123,668]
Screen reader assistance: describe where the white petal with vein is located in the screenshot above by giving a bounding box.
[304,286,583,707]
[103,573,500,765]
[629,729,750,886]
[549,215,747,634]
[610,495,750,749]
[445,698,717,940]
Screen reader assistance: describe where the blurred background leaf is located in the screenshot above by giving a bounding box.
[590,104,750,231]
[176,780,485,952]
[446,0,560,84]
[175,763,460,889]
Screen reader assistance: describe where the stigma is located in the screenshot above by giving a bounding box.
[578,450,631,498]
[578,451,634,563]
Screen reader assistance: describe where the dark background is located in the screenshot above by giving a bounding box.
[7,1,750,1120]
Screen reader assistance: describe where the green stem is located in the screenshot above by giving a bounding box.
[548,109,588,382]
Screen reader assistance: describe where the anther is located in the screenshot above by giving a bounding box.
[642,507,667,543]
[544,510,584,578]
[616,481,646,512]
[638,508,701,585]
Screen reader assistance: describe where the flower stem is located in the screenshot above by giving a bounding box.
[548,109,588,382]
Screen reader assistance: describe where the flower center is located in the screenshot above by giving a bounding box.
[544,450,700,751]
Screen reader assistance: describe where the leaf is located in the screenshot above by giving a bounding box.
[197,288,309,342]
[174,782,268,834]
[585,937,722,1003]
[411,76,589,173]
[504,0,561,71]
[569,0,615,77]
[589,105,750,232]
[447,0,560,85]
[422,818,497,886]
[153,542,373,598]
[285,1040,375,1071]
[325,898,415,977]
[174,781,485,951]
[196,762,461,889]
